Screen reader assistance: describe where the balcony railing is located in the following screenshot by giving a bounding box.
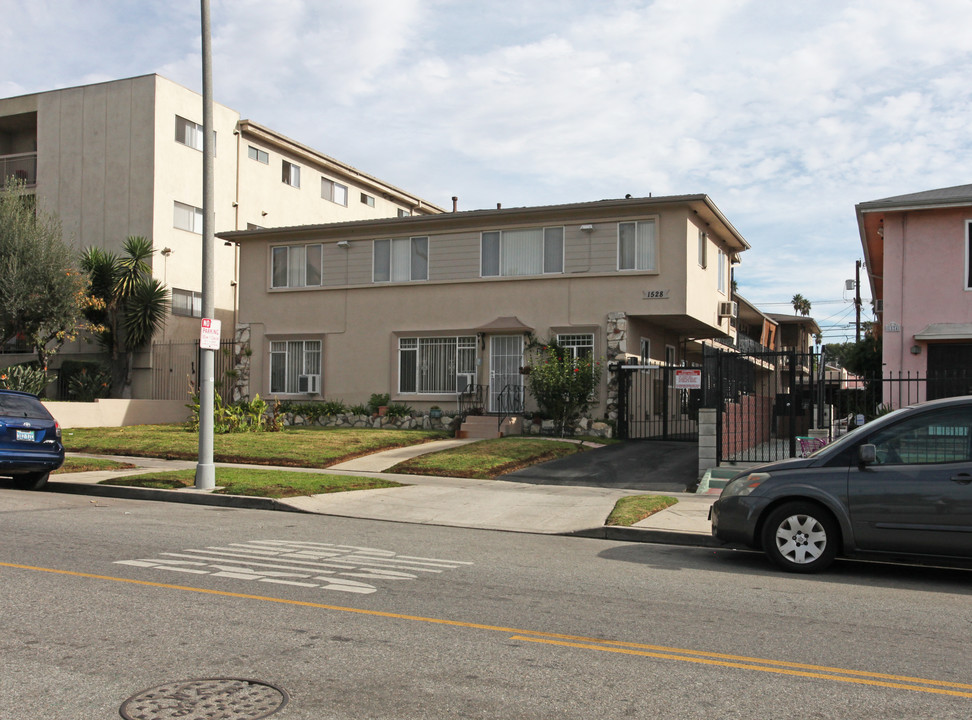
[0,152,37,187]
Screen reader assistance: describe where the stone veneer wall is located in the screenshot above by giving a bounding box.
[604,312,628,422]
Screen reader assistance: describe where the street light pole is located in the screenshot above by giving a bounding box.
[195,0,216,490]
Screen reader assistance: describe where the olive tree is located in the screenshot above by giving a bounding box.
[0,179,87,372]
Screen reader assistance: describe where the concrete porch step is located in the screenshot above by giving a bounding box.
[458,415,524,439]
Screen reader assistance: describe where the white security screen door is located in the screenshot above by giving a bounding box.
[489,335,523,412]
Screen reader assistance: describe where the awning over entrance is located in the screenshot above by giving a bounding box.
[914,323,972,340]
[475,316,534,333]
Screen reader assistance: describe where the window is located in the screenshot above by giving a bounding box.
[640,338,651,364]
[399,336,477,394]
[869,408,972,465]
[270,340,321,394]
[558,333,594,360]
[398,209,411,218]
[322,178,348,206]
[361,193,375,207]
[171,288,202,317]
[174,201,203,234]
[248,145,269,164]
[271,244,323,288]
[666,345,677,366]
[373,237,428,282]
[966,220,972,289]
[718,249,727,293]
[246,222,263,230]
[618,220,657,271]
[481,227,564,277]
[698,230,707,268]
[175,116,203,150]
[282,160,301,188]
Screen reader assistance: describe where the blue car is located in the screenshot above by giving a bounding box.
[0,389,65,490]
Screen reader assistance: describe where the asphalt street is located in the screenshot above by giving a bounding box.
[2,490,971,719]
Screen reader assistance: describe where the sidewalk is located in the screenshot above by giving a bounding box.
[48,440,720,548]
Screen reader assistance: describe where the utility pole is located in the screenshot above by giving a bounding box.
[195,0,216,490]
[855,260,862,343]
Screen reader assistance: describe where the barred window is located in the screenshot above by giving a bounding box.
[270,340,321,394]
[557,333,594,360]
[399,336,476,393]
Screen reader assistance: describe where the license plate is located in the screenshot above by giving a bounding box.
[16,430,35,442]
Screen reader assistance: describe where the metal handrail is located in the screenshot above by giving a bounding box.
[457,383,487,422]
[495,383,524,432]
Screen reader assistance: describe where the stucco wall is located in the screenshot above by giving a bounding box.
[44,399,188,428]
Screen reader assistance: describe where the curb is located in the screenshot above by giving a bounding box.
[46,481,311,514]
[568,525,723,548]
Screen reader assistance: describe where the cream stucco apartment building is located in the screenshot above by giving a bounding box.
[222,194,750,419]
[0,74,442,396]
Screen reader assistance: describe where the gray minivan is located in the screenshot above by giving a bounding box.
[711,395,972,572]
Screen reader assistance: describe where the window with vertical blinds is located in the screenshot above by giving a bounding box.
[398,336,476,393]
[618,219,657,271]
[271,244,323,288]
[269,340,321,394]
[373,237,428,282]
[481,227,563,277]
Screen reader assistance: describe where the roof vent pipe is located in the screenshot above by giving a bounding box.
[452,196,458,212]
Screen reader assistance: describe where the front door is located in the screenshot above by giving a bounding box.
[489,335,523,412]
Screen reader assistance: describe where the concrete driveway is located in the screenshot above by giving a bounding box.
[498,440,698,492]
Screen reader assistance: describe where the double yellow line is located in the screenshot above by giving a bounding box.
[3,561,971,699]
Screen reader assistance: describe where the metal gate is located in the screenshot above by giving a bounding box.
[613,362,702,441]
[152,340,236,401]
[705,346,817,464]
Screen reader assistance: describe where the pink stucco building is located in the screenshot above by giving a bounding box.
[857,184,972,400]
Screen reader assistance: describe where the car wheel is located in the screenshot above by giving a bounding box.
[13,472,50,491]
[761,502,838,573]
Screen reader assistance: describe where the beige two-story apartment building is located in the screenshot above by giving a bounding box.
[0,74,442,396]
[222,194,750,418]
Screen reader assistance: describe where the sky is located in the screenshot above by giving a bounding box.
[4,0,972,343]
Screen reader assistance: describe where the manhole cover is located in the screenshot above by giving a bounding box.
[119,678,289,720]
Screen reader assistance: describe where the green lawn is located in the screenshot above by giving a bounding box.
[54,457,137,474]
[63,425,450,468]
[606,495,678,526]
[99,468,402,498]
[389,437,589,479]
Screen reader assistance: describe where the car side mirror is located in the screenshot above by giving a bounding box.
[858,444,876,465]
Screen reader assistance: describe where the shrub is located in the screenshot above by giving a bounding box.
[348,403,370,415]
[186,391,279,434]
[65,364,112,402]
[526,340,602,436]
[367,393,390,413]
[384,403,414,418]
[0,363,54,396]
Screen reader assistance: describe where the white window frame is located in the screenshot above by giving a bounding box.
[666,344,677,366]
[321,177,348,206]
[718,248,727,294]
[618,219,658,271]
[270,243,323,289]
[480,226,564,277]
[171,288,202,317]
[175,115,203,151]
[173,201,203,234]
[269,339,322,395]
[557,333,594,360]
[398,208,411,217]
[282,160,301,188]
[361,192,375,207]
[640,338,651,365]
[373,237,429,283]
[248,145,269,164]
[398,336,477,394]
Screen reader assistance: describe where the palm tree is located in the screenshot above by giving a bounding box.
[81,236,169,396]
[791,293,812,317]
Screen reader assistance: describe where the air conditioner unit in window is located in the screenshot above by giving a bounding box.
[718,301,738,318]
[456,373,476,394]
[298,374,320,394]
[874,299,884,314]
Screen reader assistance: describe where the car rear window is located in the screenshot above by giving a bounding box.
[0,393,51,420]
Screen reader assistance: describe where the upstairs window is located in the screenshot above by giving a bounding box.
[175,116,203,150]
[321,178,348,206]
[718,249,727,293]
[398,208,411,217]
[248,145,269,164]
[171,288,202,317]
[966,220,972,289]
[618,220,657,271]
[374,237,428,282]
[481,227,564,277]
[698,230,707,268]
[271,243,322,288]
[282,160,301,188]
[173,201,203,234]
[361,193,375,207]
